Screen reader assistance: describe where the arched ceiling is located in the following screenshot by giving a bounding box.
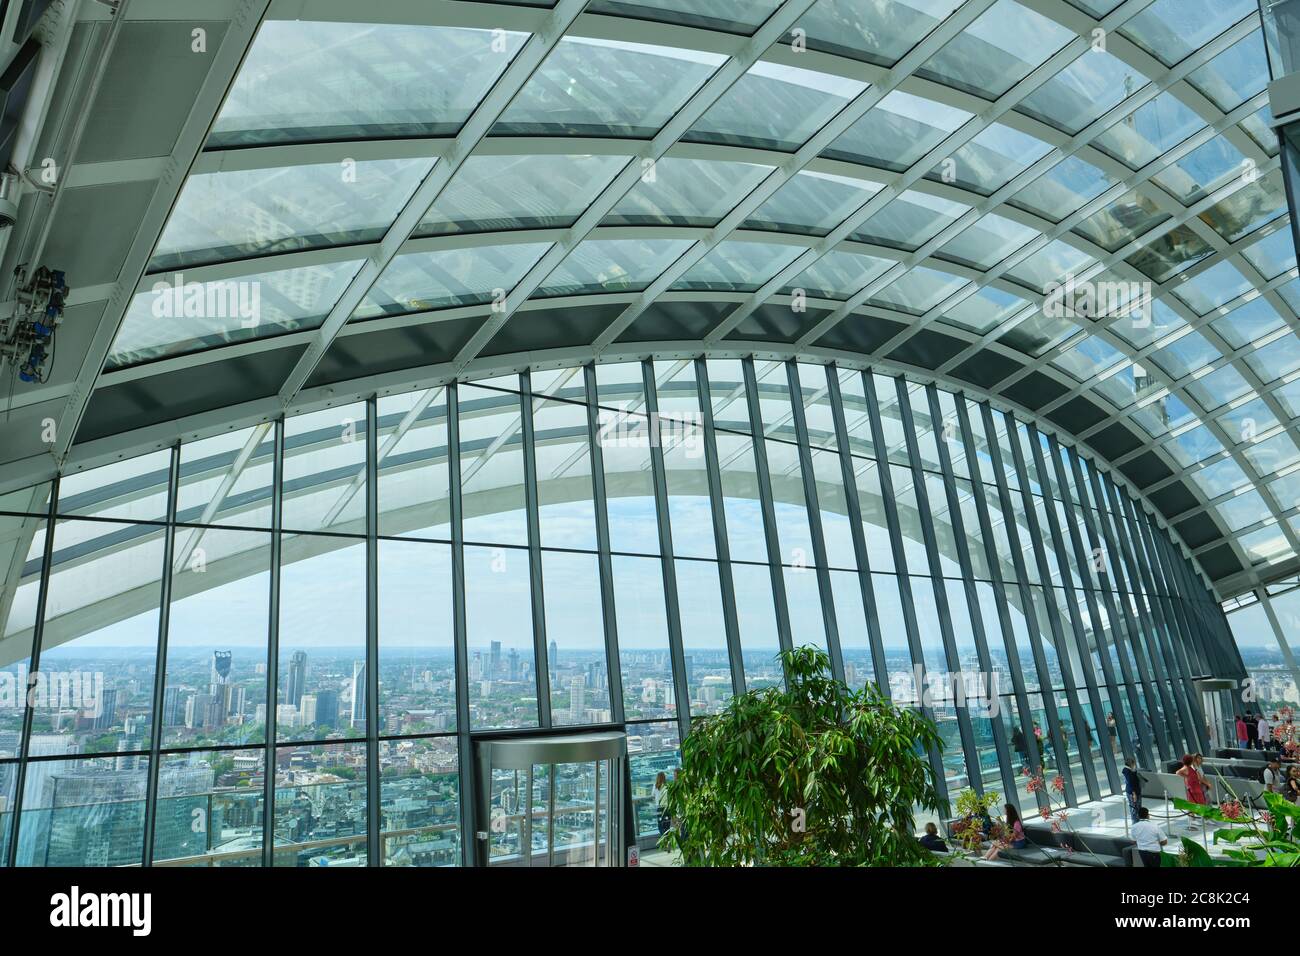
[0,0,1295,600]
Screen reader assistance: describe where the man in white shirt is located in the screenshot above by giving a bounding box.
[1259,714,1273,751]
[1264,759,1282,793]
[1131,807,1166,867]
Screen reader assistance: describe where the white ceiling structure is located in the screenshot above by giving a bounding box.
[0,0,1296,601]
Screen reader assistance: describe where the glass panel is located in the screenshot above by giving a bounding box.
[38,520,165,754]
[1018,50,1144,134]
[784,0,964,67]
[355,243,551,320]
[378,540,455,735]
[599,408,661,558]
[459,384,528,547]
[110,260,363,367]
[277,537,366,741]
[494,38,724,137]
[918,0,1073,99]
[1072,191,1168,253]
[271,742,367,866]
[379,737,460,866]
[716,432,769,563]
[1199,173,1287,244]
[933,124,1052,195]
[852,190,968,251]
[628,721,679,838]
[1241,227,1297,280]
[673,241,806,292]
[153,159,433,270]
[745,171,880,236]
[940,286,1027,334]
[16,755,149,866]
[937,214,1037,269]
[211,22,527,146]
[611,555,674,721]
[1092,93,1204,169]
[164,528,270,748]
[784,251,892,300]
[732,562,782,690]
[152,749,265,866]
[1188,30,1268,112]
[824,90,971,172]
[377,388,450,540]
[589,0,782,33]
[1120,0,1257,67]
[675,560,732,717]
[282,404,368,535]
[59,450,171,524]
[542,550,610,725]
[686,62,865,152]
[1152,135,1247,205]
[465,544,537,729]
[529,386,597,554]
[537,239,692,296]
[1011,156,1113,223]
[869,266,966,314]
[607,158,772,227]
[417,154,626,235]
[178,426,275,529]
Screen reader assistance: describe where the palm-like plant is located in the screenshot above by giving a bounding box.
[659,645,944,866]
[1174,778,1300,867]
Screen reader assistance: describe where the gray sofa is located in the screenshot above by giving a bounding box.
[1024,823,1135,867]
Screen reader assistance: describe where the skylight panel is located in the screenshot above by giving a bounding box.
[917,0,1074,100]
[353,243,553,320]
[494,37,725,138]
[685,62,866,152]
[152,159,434,271]
[211,22,528,147]
[823,90,971,172]
[417,154,626,236]
[109,260,364,367]
[607,158,773,227]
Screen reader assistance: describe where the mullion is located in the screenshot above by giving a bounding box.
[982,404,1080,806]
[895,378,982,798]
[860,369,949,810]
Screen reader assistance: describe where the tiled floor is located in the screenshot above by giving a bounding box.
[637,848,678,867]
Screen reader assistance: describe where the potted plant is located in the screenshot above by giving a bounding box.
[659,645,944,866]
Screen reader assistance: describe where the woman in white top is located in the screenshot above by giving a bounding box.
[653,771,669,835]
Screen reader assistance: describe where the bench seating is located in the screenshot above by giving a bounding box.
[1024,824,1135,867]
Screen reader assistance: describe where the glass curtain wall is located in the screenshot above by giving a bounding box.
[0,358,1235,866]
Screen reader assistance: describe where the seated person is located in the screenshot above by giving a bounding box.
[1130,807,1166,867]
[918,822,948,853]
[983,804,1027,861]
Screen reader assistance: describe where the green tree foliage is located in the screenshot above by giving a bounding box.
[660,646,944,866]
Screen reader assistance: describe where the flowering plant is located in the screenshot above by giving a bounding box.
[1174,774,1300,867]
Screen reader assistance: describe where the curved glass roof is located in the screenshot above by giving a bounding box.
[76,0,1298,598]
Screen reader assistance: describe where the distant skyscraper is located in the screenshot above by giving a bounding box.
[549,640,558,666]
[315,689,339,728]
[568,676,586,722]
[210,650,232,686]
[508,647,519,682]
[490,641,502,679]
[162,687,184,727]
[287,651,307,708]
[351,661,367,728]
[91,688,117,731]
